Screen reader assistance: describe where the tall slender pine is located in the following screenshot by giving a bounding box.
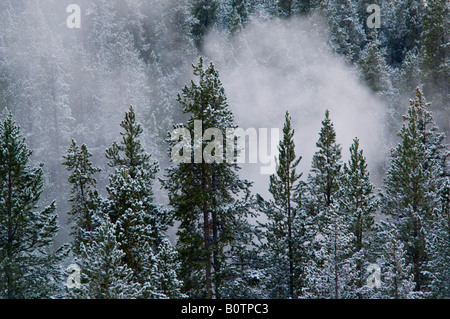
[163,57,253,299]
[257,111,305,298]
[305,109,343,230]
[104,106,173,298]
[62,139,101,255]
[0,113,66,298]
[380,90,443,294]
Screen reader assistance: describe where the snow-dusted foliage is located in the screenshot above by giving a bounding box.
[73,217,141,299]
[162,58,255,299]
[0,0,448,300]
[0,114,67,299]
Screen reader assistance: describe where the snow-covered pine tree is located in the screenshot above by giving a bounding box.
[190,0,219,48]
[62,139,101,255]
[73,216,140,299]
[81,0,156,158]
[408,87,449,175]
[384,0,424,65]
[340,138,376,250]
[154,238,187,299]
[305,109,343,230]
[398,47,424,94]
[229,7,244,35]
[319,0,366,63]
[104,106,173,298]
[304,203,357,299]
[338,137,377,296]
[257,111,306,298]
[358,30,393,94]
[380,90,443,295]
[428,177,450,298]
[162,57,254,299]
[420,0,449,110]
[0,113,67,299]
[292,0,314,15]
[372,222,416,299]
[276,0,295,18]
[232,0,249,24]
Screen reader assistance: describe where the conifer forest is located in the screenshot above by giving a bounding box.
[0,0,449,300]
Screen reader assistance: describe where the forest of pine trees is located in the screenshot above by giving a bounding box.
[0,0,449,299]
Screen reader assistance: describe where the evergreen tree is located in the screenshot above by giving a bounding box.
[229,7,244,35]
[420,0,449,102]
[428,177,450,298]
[358,30,393,93]
[304,204,357,299]
[340,138,376,250]
[191,0,219,48]
[385,0,424,65]
[74,216,140,299]
[163,57,254,299]
[380,90,443,294]
[305,109,343,229]
[0,113,66,299]
[320,0,366,63]
[276,0,294,18]
[293,0,314,15]
[339,137,377,295]
[154,239,187,299]
[257,111,305,298]
[62,139,101,255]
[398,47,424,93]
[232,0,249,24]
[104,106,173,298]
[408,88,449,174]
[372,223,416,299]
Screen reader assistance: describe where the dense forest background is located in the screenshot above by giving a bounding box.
[0,0,448,299]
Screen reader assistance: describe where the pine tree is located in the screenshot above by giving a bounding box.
[373,223,416,299]
[293,0,314,15]
[409,88,449,175]
[420,0,449,103]
[191,0,219,48]
[340,138,376,250]
[305,109,343,229]
[399,47,424,93]
[380,90,443,295]
[428,177,450,298]
[154,239,187,299]
[276,0,294,18]
[257,111,305,298]
[0,113,67,299]
[358,30,393,93]
[385,0,424,65]
[320,0,366,63]
[229,7,243,35]
[104,106,173,298]
[162,57,254,299]
[62,139,101,255]
[304,204,357,299]
[232,0,249,24]
[74,216,140,299]
[338,137,377,295]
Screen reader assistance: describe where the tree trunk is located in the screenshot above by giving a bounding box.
[202,164,212,299]
[287,191,294,298]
